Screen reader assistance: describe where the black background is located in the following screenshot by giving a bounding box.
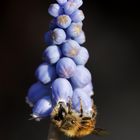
[0,0,140,140]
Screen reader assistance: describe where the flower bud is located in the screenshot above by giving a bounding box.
[73,46,89,65]
[52,28,66,45]
[57,15,71,29]
[74,30,86,44]
[26,82,51,107]
[70,66,92,88]
[32,96,52,120]
[74,0,83,8]
[71,9,85,23]
[56,57,76,78]
[56,0,67,5]
[67,22,82,38]
[35,63,57,84]
[62,39,80,58]
[43,45,61,64]
[48,3,63,17]
[64,1,78,15]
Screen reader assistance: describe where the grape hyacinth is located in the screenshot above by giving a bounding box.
[26,0,95,126]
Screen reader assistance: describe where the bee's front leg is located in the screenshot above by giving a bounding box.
[67,98,72,114]
[79,97,83,117]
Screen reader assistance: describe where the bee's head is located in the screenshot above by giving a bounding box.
[61,114,78,130]
[51,101,68,121]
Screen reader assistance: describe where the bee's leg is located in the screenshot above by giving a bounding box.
[92,104,97,118]
[79,97,83,117]
[67,98,72,114]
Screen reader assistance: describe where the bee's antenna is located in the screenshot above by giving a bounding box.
[79,97,83,117]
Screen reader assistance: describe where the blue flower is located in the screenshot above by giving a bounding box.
[71,9,85,23]
[26,0,95,123]
[73,46,89,65]
[56,0,67,5]
[64,1,78,15]
[43,45,61,64]
[67,22,82,38]
[57,15,72,29]
[35,63,57,84]
[62,39,81,58]
[32,96,52,121]
[70,65,92,88]
[74,30,86,44]
[52,78,73,104]
[70,0,83,8]
[52,28,66,45]
[56,57,76,78]
[26,82,51,107]
[48,3,63,17]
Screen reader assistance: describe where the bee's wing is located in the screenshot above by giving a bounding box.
[47,123,62,140]
[92,128,110,136]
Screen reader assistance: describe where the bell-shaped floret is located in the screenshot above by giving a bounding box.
[43,45,61,64]
[26,82,51,107]
[52,78,73,104]
[70,66,91,88]
[72,88,93,116]
[73,47,89,65]
[35,63,57,84]
[62,39,81,58]
[32,96,52,120]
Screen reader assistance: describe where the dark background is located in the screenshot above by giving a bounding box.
[0,0,140,140]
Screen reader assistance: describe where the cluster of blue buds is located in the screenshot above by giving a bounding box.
[26,0,94,121]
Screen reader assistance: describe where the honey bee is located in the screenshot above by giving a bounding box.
[51,97,102,138]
